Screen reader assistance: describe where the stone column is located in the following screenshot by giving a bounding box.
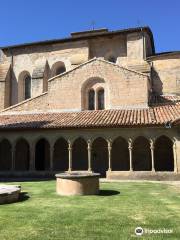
[68,141,72,172]
[87,140,92,172]
[108,140,112,171]
[11,143,16,171]
[128,139,133,171]
[50,144,54,171]
[173,140,178,173]
[150,139,155,172]
[95,90,97,110]
[29,142,35,171]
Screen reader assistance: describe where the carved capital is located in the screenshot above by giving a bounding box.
[149,139,154,150]
[107,139,112,150]
[87,139,92,149]
[128,138,133,150]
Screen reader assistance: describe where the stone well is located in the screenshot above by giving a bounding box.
[55,172,100,196]
[0,185,21,204]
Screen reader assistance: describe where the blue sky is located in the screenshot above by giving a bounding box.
[0,0,180,53]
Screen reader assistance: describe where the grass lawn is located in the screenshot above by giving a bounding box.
[0,181,180,240]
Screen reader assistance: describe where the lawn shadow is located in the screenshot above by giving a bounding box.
[98,190,120,196]
[19,192,30,202]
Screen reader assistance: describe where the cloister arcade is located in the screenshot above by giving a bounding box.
[0,133,177,177]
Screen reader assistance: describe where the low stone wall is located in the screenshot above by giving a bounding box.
[107,171,180,181]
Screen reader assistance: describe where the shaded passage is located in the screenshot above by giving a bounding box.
[0,139,12,171]
[53,138,68,171]
[154,136,174,171]
[15,139,30,170]
[92,137,108,177]
[72,138,88,170]
[132,137,151,171]
[35,139,50,171]
[112,137,129,170]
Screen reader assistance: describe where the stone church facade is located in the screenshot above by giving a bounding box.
[0,27,179,179]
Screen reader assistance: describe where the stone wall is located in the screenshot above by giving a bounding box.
[2,59,149,112]
[150,54,180,95]
[3,40,89,105]
[1,30,152,107]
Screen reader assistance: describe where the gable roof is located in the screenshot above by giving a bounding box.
[0,26,155,54]
[48,57,148,83]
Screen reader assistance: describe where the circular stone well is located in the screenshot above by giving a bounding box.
[0,185,21,204]
[55,172,100,196]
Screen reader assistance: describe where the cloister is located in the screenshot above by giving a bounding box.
[0,131,177,178]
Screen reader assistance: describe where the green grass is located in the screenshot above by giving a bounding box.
[0,181,180,240]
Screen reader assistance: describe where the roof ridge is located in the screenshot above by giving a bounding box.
[97,58,149,77]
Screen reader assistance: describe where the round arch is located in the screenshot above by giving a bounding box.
[53,138,68,171]
[112,137,129,170]
[0,139,12,171]
[15,139,30,171]
[92,137,108,177]
[51,61,66,77]
[18,71,31,102]
[35,138,50,171]
[132,136,151,171]
[72,137,88,170]
[81,77,106,110]
[154,136,174,171]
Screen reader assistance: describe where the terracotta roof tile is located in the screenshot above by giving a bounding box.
[0,102,179,130]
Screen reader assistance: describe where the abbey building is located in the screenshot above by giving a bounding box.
[0,27,179,179]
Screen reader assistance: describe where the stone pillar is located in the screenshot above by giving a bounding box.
[95,90,97,110]
[50,144,54,171]
[175,139,180,173]
[108,140,112,171]
[87,140,92,172]
[29,143,35,171]
[150,139,155,172]
[11,143,16,171]
[68,141,72,172]
[128,139,133,171]
[173,140,178,173]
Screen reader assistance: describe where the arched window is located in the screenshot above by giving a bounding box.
[51,62,66,77]
[97,89,104,110]
[88,89,95,110]
[55,66,66,75]
[82,77,105,110]
[24,75,31,100]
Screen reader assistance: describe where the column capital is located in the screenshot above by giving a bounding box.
[87,139,92,149]
[68,140,72,150]
[128,138,133,150]
[150,139,154,150]
[107,140,112,151]
[50,144,54,151]
[173,140,177,149]
[11,143,16,151]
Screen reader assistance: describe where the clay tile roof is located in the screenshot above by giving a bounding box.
[0,101,179,130]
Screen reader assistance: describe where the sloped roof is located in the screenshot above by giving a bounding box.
[0,101,179,130]
[0,26,155,53]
